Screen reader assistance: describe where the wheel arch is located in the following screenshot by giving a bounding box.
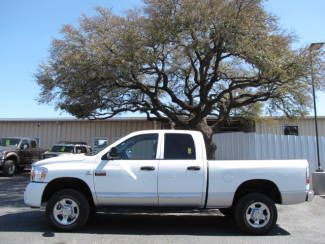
[42,177,95,208]
[232,179,282,206]
[5,153,19,164]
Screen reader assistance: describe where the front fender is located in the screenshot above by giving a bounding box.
[5,152,19,164]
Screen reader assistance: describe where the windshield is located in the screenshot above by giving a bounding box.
[0,138,21,147]
[50,145,74,153]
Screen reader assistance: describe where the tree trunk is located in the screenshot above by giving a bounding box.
[195,118,216,160]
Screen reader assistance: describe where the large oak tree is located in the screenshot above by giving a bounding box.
[36,0,324,158]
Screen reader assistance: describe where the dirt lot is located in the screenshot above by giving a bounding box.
[0,175,325,244]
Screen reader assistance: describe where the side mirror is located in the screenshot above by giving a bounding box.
[102,147,119,160]
[20,143,28,151]
[108,147,118,159]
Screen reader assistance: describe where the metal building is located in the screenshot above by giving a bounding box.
[255,117,325,136]
[0,118,161,149]
[0,116,324,150]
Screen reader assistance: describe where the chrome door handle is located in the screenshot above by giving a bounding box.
[187,166,201,171]
[140,166,155,171]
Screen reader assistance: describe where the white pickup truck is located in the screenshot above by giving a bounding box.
[24,130,313,235]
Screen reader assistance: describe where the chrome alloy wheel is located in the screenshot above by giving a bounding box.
[245,202,270,228]
[53,198,80,225]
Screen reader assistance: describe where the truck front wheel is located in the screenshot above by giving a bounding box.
[46,189,90,231]
[3,160,16,177]
[234,193,277,235]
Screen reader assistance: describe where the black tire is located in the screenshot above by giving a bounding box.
[88,206,98,224]
[219,208,233,217]
[3,160,16,177]
[234,193,277,235]
[46,189,90,231]
[90,206,97,215]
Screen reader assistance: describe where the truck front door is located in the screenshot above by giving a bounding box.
[94,133,159,206]
[158,133,205,207]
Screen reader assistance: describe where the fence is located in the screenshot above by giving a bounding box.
[213,132,325,172]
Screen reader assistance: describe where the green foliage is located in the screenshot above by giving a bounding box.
[36,0,324,136]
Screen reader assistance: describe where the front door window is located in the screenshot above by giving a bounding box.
[115,134,158,160]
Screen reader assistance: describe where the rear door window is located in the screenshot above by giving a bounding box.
[164,133,196,160]
[76,146,87,154]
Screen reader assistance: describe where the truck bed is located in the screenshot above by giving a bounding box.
[206,159,309,208]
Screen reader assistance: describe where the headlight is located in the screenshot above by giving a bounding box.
[30,166,48,182]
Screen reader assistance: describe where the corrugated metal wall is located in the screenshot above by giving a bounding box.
[0,119,160,149]
[255,118,325,136]
[213,132,325,173]
[1,117,325,150]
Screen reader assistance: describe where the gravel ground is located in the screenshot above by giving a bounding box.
[0,175,324,244]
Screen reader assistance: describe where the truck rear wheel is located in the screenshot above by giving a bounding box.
[46,189,90,231]
[3,160,16,177]
[234,193,277,235]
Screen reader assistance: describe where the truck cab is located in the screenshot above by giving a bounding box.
[94,130,206,207]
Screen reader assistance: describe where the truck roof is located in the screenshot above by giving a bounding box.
[52,143,91,147]
[124,129,204,139]
[130,129,203,134]
[57,141,88,145]
[0,137,37,141]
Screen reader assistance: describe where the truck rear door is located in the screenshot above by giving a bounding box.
[158,133,205,207]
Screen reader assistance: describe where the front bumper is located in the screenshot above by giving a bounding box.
[306,190,314,202]
[24,182,47,208]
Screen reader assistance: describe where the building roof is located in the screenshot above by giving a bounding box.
[0,116,324,122]
[0,117,149,122]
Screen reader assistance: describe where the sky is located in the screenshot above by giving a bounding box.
[0,0,324,118]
